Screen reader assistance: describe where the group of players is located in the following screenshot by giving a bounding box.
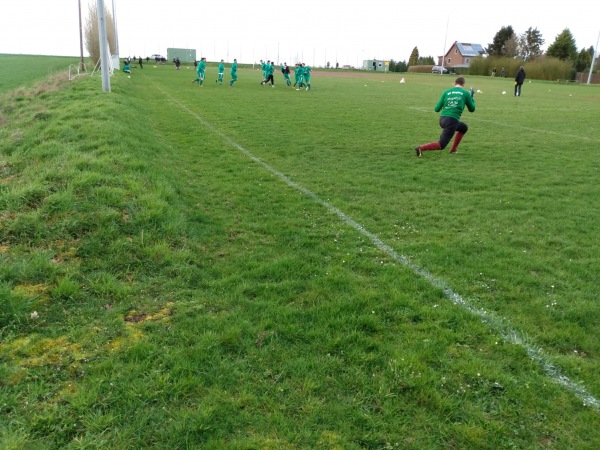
[191,58,312,90]
[259,60,312,90]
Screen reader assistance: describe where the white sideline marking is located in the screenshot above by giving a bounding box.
[157,85,600,411]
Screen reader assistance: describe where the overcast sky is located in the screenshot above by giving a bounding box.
[1,0,598,67]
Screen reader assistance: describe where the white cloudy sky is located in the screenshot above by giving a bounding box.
[1,0,598,67]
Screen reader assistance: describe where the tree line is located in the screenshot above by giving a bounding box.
[387,26,596,74]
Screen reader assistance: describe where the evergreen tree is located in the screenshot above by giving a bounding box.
[546,28,577,61]
[395,60,408,72]
[389,60,408,72]
[575,47,592,71]
[518,27,545,61]
[408,47,419,67]
[486,26,515,56]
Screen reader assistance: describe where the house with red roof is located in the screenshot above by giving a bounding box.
[438,41,486,69]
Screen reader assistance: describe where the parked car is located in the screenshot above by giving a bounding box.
[150,54,166,61]
[432,65,449,74]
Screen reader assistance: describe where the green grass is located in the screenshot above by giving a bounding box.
[1,55,600,448]
[0,55,82,93]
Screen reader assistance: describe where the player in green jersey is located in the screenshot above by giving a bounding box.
[415,77,476,157]
[229,59,238,87]
[193,57,206,86]
[293,63,304,90]
[302,63,311,90]
[260,59,267,84]
[262,60,275,87]
[216,59,225,84]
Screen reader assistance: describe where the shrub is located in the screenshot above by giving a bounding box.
[468,55,572,81]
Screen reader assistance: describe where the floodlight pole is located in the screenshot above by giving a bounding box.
[97,0,111,92]
[587,30,600,85]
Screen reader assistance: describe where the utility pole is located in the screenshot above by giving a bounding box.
[112,0,119,57]
[78,0,85,70]
[587,31,600,85]
[97,0,111,92]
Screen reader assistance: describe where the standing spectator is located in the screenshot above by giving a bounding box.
[229,59,238,87]
[174,57,181,70]
[514,66,526,96]
[216,59,225,84]
[414,77,476,157]
[500,67,505,77]
[492,67,496,77]
[138,56,143,69]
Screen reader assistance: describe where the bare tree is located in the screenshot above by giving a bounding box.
[518,27,545,61]
[84,3,115,65]
[503,34,519,58]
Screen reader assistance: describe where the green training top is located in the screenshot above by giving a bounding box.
[434,85,476,120]
[218,62,225,73]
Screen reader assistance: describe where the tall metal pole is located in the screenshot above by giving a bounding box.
[78,0,85,69]
[441,16,449,74]
[97,0,111,92]
[587,30,600,85]
[112,0,119,57]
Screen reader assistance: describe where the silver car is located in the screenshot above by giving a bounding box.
[432,65,449,74]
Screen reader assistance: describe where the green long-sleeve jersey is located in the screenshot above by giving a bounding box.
[434,85,475,120]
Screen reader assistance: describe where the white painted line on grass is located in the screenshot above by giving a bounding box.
[158,85,600,411]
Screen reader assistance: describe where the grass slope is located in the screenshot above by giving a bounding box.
[1,58,599,448]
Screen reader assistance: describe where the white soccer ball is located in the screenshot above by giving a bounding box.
[502,91,506,95]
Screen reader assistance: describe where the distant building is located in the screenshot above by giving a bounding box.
[438,42,485,70]
[363,59,387,71]
[167,48,196,63]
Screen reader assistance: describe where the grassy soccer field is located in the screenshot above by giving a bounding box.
[1,55,599,448]
[0,54,81,93]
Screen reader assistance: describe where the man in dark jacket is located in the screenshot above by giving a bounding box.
[514,66,526,96]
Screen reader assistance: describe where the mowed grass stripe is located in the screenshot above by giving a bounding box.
[144,70,600,411]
